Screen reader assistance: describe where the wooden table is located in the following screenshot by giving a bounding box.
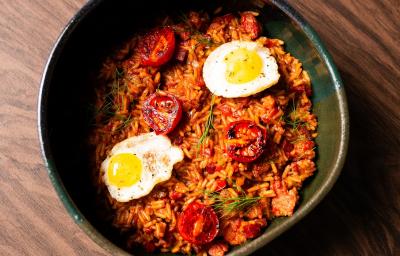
[0,0,399,255]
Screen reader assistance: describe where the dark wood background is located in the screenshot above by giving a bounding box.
[0,0,399,255]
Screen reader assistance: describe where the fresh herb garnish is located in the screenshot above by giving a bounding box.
[290,134,307,144]
[297,146,317,159]
[115,67,124,79]
[197,94,215,151]
[92,67,132,128]
[193,34,216,47]
[206,191,261,216]
[178,11,192,28]
[285,98,304,131]
[178,11,217,47]
[94,98,114,120]
[114,113,133,133]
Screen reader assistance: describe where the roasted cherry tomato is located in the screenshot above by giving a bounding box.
[139,27,176,67]
[142,92,182,135]
[178,201,219,245]
[226,120,267,163]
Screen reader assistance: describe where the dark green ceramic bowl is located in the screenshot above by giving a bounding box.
[38,0,349,255]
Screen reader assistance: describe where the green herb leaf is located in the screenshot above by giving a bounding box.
[93,67,127,124]
[284,98,304,131]
[297,146,317,159]
[206,191,261,216]
[114,114,133,133]
[178,11,192,27]
[115,67,124,79]
[197,94,215,151]
[177,11,217,47]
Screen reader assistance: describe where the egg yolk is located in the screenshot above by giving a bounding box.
[224,48,263,84]
[107,153,142,187]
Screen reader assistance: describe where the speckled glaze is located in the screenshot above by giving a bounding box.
[38,0,349,255]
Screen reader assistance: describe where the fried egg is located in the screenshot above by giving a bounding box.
[101,132,184,202]
[202,41,280,98]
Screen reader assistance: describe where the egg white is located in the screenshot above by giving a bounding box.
[101,132,184,202]
[203,41,280,98]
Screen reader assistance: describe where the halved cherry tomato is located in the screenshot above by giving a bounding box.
[139,27,176,67]
[142,92,182,135]
[226,120,267,163]
[177,201,219,245]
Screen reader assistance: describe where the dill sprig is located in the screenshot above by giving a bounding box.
[192,34,216,47]
[110,67,126,103]
[114,113,133,133]
[178,11,193,28]
[115,67,124,79]
[290,134,307,144]
[206,191,261,216]
[284,98,304,131]
[177,11,217,47]
[92,67,131,127]
[286,118,302,130]
[94,98,114,120]
[297,146,317,159]
[197,94,215,151]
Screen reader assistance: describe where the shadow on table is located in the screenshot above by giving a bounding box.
[255,69,400,256]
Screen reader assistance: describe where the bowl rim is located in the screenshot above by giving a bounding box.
[37,0,349,255]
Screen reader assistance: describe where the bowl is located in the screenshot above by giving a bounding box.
[38,0,349,255]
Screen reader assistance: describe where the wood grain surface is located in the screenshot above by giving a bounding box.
[0,0,399,255]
